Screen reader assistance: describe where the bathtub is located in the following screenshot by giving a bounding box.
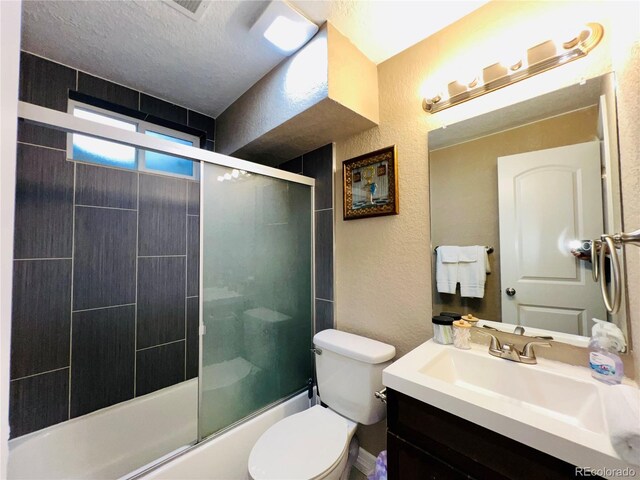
[8,379,311,480]
[138,390,311,480]
[8,379,198,479]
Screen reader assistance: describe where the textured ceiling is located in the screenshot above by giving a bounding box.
[20,0,487,118]
[290,1,488,65]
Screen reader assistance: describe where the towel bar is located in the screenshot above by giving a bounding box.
[592,228,640,314]
[434,245,494,254]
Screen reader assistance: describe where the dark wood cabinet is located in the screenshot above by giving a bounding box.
[386,389,601,480]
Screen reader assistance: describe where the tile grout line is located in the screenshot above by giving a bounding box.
[17,141,66,153]
[72,303,136,314]
[68,160,77,419]
[14,257,72,261]
[134,171,140,398]
[75,204,137,212]
[137,338,185,353]
[11,366,70,383]
[138,255,186,258]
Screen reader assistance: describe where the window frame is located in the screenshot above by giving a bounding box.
[67,100,201,180]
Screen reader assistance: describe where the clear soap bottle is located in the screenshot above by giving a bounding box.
[588,318,625,385]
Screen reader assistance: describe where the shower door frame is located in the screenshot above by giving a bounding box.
[16,101,317,474]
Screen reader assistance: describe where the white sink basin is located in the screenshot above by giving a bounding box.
[383,340,634,477]
[419,346,605,433]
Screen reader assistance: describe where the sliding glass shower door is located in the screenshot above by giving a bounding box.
[13,102,315,477]
[200,163,313,439]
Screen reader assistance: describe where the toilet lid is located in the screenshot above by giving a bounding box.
[248,405,350,479]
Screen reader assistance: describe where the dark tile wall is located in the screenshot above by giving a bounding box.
[137,256,187,349]
[75,163,138,209]
[10,52,209,438]
[138,174,187,256]
[136,341,186,397]
[13,144,74,259]
[70,306,135,417]
[9,369,70,439]
[77,72,139,110]
[73,207,137,310]
[278,144,334,334]
[11,260,71,379]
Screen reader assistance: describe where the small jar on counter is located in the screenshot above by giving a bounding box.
[461,314,479,326]
[453,320,472,349]
[432,315,454,345]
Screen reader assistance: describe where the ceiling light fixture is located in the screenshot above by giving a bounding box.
[251,1,319,55]
[423,23,604,114]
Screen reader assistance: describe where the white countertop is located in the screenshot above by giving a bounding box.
[383,339,636,478]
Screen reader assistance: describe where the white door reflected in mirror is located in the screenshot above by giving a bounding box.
[497,141,606,335]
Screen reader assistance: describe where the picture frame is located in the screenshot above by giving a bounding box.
[343,145,399,220]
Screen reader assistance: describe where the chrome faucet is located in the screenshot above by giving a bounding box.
[480,332,551,365]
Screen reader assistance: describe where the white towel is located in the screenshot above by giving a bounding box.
[459,245,488,298]
[603,384,640,466]
[458,246,478,262]
[439,246,459,263]
[436,246,458,294]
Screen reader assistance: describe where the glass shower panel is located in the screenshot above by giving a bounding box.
[9,123,200,478]
[201,164,313,438]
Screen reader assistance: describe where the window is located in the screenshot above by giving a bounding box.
[68,101,200,179]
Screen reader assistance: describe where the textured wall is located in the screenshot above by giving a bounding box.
[216,23,378,165]
[216,24,330,157]
[430,106,598,322]
[327,23,379,125]
[614,16,640,385]
[334,1,640,454]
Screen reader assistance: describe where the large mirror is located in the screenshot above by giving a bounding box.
[429,72,630,348]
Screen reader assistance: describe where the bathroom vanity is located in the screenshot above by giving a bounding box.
[386,389,581,479]
[383,340,632,480]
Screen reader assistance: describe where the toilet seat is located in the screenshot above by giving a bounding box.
[248,405,355,479]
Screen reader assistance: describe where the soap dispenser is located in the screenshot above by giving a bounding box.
[588,318,625,385]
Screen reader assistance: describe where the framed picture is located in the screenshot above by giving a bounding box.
[343,145,399,220]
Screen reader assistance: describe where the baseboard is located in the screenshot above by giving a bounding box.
[354,447,377,476]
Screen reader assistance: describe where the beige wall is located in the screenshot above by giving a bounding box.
[430,106,598,321]
[334,1,639,454]
[216,23,378,165]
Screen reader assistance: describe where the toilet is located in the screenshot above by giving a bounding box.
[248,329,396,480]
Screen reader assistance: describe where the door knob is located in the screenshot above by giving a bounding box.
[505,287,516,296]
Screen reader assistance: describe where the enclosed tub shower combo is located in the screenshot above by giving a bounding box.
[8,100,315,479]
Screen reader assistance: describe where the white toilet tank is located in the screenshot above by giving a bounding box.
[313,329,396,425]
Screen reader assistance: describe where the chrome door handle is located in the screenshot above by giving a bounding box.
[505,287,516,296]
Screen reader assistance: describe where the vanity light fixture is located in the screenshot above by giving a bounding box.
[423,23,604,114]
[251,1,319,55]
